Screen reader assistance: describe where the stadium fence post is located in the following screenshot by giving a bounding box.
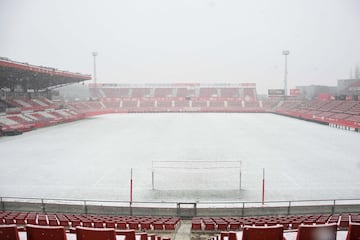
[84,200,88,214]
[239,161,242,190]
[262,168,265,206]
[41,199,45,213]
[130,168,133,207]
[0,197,4,211]
[152,161,155,190]
[287,201,291,215]
[242,202,245,217]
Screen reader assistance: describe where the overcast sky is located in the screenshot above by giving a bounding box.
[0,0,359,94]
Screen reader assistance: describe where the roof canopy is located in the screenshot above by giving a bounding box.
[0,57,91,91]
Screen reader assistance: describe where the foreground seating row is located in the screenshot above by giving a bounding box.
[0,211,180,231]
[209,223,360,240]
[0,225,172,240]
[192,214,357,231]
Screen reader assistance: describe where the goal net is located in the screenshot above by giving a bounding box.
[151,160,242,191]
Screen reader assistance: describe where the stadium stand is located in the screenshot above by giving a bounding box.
[0,57,90,135]
[190,214,360,232]
[1,56,359,135]
[0,211,178,240]
[220,88,240,98]
[275,99,360,130]
[0,211,180,232]
[3,211,360,240]
[154,88,173,98]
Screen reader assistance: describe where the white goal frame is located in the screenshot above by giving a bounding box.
[151,160,242,190]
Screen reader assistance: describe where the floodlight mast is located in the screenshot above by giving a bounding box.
[282,50,290,99]
[92,52,98,97]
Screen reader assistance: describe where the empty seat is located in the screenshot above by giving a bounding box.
[26,225,67,240]
[0,225,20,240]
[148,234,156,240]
[116,230,136,240]
[76,227,116,240]
[346,223,360,240]
[242,225,284,240]
[220,231,229,240]
[136,232,148,240]
[296,224,337,240]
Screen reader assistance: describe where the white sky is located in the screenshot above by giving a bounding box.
[0,0,359,94]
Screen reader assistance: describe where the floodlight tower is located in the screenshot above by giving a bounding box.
[92,52,98,85]
[282,50,290,99]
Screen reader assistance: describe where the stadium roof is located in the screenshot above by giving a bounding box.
[0,57,91,91]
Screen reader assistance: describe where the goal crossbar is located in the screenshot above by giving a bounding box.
[151,160,242,190]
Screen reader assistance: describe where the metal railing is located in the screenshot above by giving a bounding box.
[1,196,360,217]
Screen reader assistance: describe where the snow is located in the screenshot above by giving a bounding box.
[1,113,360,202]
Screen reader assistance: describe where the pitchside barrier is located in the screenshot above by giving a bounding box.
[2,197,360,217]
[151,160,242,191]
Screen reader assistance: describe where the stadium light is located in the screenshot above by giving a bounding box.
[92,52,98,85]
[282,50,290,99]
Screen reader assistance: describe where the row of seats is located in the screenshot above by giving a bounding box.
[276,100,360,122]
[66,100,263,113]
[4,97,58,111]
[209,223,360,240]
[0,109,83,134]
[90,87,257,99]
[0,224,172,240]
[0,211,180,231]
[192,214,357,231]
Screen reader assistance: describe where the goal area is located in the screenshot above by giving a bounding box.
[151,160,242,191]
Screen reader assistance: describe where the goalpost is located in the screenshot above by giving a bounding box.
[151,160,242,191]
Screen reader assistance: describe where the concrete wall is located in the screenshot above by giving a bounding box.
[2,200,360,217]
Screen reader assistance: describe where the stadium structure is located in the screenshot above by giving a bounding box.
[1,57,360,135]
[1,57,360,240]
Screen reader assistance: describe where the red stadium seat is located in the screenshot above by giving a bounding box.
[204,220,216,231]
[25,214,37,225]
[70,219,81,227]
[346,223,360,240]
[116,221,127,229]
[228,232,237,240]
[296,224,337,240]
[137,232,148,240]
[93,220,104,228]
[192,218,202,231]
[116,230,136,240]
[220,231,229,240]
[153,221,164,230]
[76,227,116,240]
[38,215,48,226]
[105,220,116,228]
[164,221,177,230]
[26,225,67,240]
[140,221,151,230]
[15,214,27,225]
[128,221,139,230]
[0,225,20,240]
[229,221,241,231]
[242,225,284,240]
[148,234,156,240]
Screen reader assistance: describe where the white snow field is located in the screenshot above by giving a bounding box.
[1,113,360,203]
